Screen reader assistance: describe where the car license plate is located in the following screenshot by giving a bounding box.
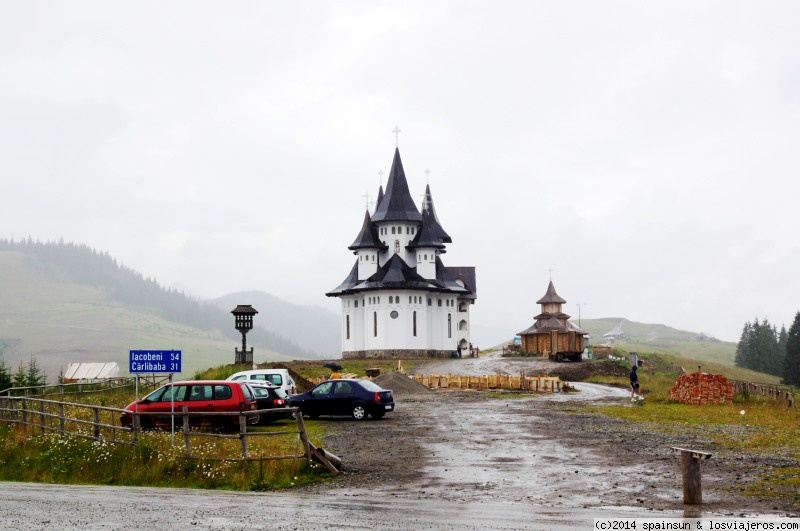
[385,405,392,410]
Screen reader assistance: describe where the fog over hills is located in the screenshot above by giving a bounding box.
[0,239,737,382]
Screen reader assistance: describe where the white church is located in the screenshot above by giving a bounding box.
[326,148,477,359]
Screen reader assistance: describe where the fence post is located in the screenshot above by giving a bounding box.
[39,400,46,436]
[58,403,65,434]
[294,410,313,464]
[240,414,248,459]
[92,407,100,439]
[182,406,190,456]
[21,398,27,434]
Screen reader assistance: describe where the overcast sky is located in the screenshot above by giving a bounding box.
[2,1,799,345]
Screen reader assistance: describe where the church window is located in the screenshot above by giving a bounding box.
[406,227,410,234]
[413,311,417,336]
[409,296,412,304]
[355,300,358,308]
[394,240,400,254]
[373,312,378,337]
[438,299,442,307]
[346,315,350,339]
[372,255,375,261]
[448,314,452,338]
[424,254,427,260]
[390,310,399,319]
[428,298,432,306]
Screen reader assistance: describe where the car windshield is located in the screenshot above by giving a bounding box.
[145,384,189,402]
[251,386,269,398]
[358,380,383,392]
[239,383,254,400]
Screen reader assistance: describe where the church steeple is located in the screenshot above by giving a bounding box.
[423,184,452,243]
[349,209,385,279]
[371,148,422,223]
[348,210,385,251]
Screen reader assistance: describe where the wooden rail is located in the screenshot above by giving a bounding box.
[0,396,331,471]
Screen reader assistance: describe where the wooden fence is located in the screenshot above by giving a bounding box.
[731,380,795,407]
[0,396,337,472]
[410,373,562,392]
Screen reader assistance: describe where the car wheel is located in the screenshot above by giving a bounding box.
[352,405,367,420]
[138,416,152,431]
[371,411,385,419]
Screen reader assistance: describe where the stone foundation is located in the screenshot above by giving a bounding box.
[667,372,734,405]
[342,349,455,359]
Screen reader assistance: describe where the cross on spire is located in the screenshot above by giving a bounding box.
[361,191,372,211]
[392,126,401,147]
[378,170,384,187]
[425,168,431,183]
[548,267,554,281]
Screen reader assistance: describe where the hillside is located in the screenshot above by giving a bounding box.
[576,317,737,366]
[0,241,326,381]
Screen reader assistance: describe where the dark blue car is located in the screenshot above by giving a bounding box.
[289,379,394,420]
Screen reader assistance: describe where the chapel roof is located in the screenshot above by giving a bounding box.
[536,280,567,304]
[371,148,422,223]
[348,209,387,251]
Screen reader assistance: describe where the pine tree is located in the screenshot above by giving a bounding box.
[25,356,46,387]
[0,360,12,391]
[783,312,800,387]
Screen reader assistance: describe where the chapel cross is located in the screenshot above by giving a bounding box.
[392,126,402,147]
[361,191,372,211]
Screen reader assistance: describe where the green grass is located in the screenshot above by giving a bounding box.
[0,384,336,490]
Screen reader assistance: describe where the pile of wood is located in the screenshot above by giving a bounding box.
[410,373,562,393]
[668,372,734,405]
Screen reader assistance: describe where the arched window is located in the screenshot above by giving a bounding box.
[391,227,396,234]
[346,315,350,339]
[448,314,452,338]
[373,312,378,337]
[413,311,417,336]
[428,298,432,306]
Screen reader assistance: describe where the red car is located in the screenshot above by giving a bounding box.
[120,380,258,430]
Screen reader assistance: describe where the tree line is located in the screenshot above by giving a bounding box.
[0,358,47,390]
[735,312,800,387]
[0,238,314,360]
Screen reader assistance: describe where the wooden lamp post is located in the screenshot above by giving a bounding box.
[231,305,258,366]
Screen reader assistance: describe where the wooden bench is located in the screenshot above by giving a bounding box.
[671,447,712,504]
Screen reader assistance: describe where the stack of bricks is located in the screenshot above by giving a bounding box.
[667,372,734,405]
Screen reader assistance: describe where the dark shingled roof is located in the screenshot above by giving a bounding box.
[407,207,446,251]
[326,260,360,296]
[442,264,476,300]
[424,184,452,243]
[536,280,566,304]
[348,210,387,251]
[371,148,422,223]
[326,255,471,296]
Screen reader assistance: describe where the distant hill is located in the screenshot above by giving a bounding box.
[576,317,736,366]
[0,239,325,381]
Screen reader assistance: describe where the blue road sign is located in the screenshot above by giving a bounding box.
[129,350,182,373]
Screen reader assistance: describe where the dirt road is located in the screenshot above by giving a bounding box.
[1,355,797,530]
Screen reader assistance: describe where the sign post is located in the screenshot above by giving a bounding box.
[129,350,182,443]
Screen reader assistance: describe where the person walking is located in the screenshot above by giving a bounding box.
[630,365,642,400]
